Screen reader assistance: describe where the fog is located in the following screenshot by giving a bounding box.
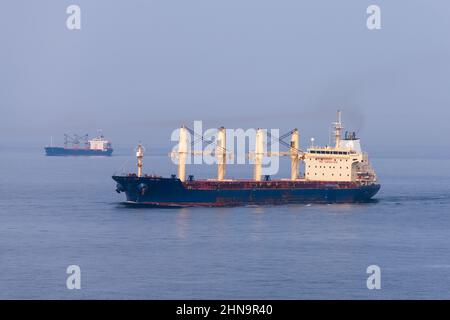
[2,0,450,157]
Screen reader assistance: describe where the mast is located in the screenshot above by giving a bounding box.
[216,127,226,181]
[334,110,343,148]
[136,143,144,177]
[253,128,264,181]
[178,126,188,182]
[290,129,299,180]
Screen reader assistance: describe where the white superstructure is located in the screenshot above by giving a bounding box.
[303,111,377,184]
[88,134,112,151]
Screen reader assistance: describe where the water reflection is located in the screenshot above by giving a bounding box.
[175,208,189,239]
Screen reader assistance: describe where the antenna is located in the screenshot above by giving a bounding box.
[328,125,331,147]
[333,110,343,148]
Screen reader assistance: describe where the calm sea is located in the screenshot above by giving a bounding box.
[1,146,450,299]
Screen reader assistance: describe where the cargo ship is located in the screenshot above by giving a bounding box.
[113,112,380,207]
[45,132,113,156]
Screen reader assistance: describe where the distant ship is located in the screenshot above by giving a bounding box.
[113,111,380,207]
[45,132,113,156]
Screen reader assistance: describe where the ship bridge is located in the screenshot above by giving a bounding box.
[303,112,376,184]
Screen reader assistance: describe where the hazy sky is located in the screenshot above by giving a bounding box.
[2,0,450,155]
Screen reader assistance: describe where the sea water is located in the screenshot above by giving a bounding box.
[1,146,450,299]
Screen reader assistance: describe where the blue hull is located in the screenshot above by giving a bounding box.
[45,147,113,156]
[113,176,381,207]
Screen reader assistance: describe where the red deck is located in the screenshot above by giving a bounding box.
[183,179,359,190]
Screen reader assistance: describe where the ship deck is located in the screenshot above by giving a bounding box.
[183,179,360,190]
[116,174,365,190]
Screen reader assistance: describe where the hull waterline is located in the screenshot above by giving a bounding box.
[45,147,113,156]
[113,175,380,208]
